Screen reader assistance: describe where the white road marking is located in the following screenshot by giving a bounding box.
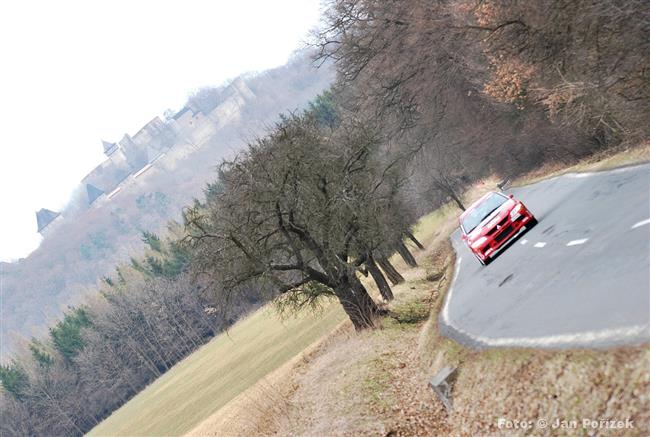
[440,251,650,348]
[470,325,649,348]
[608,165,643,174]
[534,242,547,248]
[631,218,650,229]
[536,163,645,185]
[565,165,640,179]
[566,238,588,246]
[520,239,528,245]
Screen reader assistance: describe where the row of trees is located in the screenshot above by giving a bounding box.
[313,0,648,215]
[0,233,260,436]
[2,1,647,435]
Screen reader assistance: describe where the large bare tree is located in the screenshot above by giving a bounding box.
[185,114,413,329]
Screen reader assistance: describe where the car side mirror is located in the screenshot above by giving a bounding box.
[508,194,514,199]
[461,234,467,241]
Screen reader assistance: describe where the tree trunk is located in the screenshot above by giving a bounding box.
[405,231,424,250]
[434,178,465,211]
[448,189,465,211]
[376,256,405,285]
[365,254,394,301]
[357,266,369,277]
[396,242,417,267]
[334,275,380,330]
[38,386,85,436]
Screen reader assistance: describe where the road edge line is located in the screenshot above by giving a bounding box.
[439,241,650,349]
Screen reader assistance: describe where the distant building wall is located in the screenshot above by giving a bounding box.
[207,94,243,127]
[81,158,131,194]
[170,108,216,145]
[106,146,129,169]
[39,214,64,238]
[119,133,146,170]
[158,143,197,171]
[76,77,255,216]
[231,77,255,100]
[132,116,172,151]
[206,78,254,128]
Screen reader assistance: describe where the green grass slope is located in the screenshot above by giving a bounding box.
[89,302,345,436]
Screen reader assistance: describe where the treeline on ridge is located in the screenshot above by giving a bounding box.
[1,0,648,435]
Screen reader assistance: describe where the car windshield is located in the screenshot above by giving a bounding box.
[461,192,508,234]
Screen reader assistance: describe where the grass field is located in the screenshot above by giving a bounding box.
[89,302,346,436]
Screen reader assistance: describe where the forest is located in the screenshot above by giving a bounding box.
[1,1,648,435]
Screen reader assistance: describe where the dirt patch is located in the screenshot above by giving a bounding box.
[274,326,452,437]
[268,305,452,436]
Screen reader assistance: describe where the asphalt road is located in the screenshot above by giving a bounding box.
[440,163,650,349]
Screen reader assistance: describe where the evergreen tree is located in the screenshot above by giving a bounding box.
[0,362,29,399]
[49,307,91,360]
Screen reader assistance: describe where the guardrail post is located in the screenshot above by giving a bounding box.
[428,366,457,413]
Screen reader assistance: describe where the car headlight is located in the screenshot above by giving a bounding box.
[510,203,523,219]
[471,236,488,248]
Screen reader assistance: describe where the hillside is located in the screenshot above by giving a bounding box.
[2,1,647,435]
[0,53,333,355]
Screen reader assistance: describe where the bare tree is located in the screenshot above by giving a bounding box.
[469,0,650,147]
[185,114,412,329]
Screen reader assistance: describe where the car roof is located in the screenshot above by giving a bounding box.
[459,191,505,221]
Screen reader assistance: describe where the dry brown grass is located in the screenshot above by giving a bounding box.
[512,140,650,187]
[265,246,457,436]
[259,235,649,437]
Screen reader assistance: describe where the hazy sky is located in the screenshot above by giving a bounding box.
[0,0,322,261]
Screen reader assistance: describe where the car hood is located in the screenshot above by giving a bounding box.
[467,199,516,241]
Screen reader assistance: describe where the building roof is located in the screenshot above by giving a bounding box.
[86,184,105,204]
[102,140,118,155]
[36,209,60,233]
[172,106,192,120]
[133,116,164,139]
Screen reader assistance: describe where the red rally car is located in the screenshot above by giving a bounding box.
[459,191,537,265]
